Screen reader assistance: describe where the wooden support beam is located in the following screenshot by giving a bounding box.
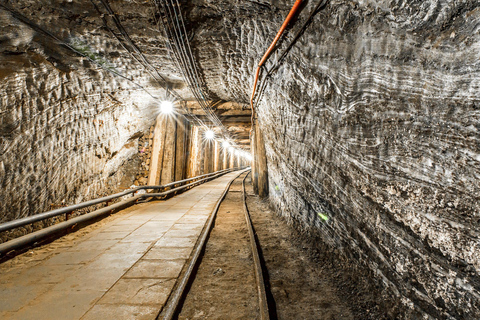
[229,150,235,168]
[203,141,214,174]
[253,119,269,198]
[187,126,203,178]
[148,114,167,185]
[160,117,176,185]
[175,118,188,181]
[214,141,222,172]
[251,128,258,194]
[223,148,228,170]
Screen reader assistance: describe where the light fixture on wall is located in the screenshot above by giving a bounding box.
[160,101,174,114]
[205,130,215,140]
[222,140,230,149]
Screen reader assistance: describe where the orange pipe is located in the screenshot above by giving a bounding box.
[250,0,303,112]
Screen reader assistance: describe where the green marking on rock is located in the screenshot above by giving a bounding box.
[317,212,329,221]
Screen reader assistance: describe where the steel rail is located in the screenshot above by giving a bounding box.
[159,169,248,320]
[242,171,270,320]
[0,168,236,233]
[0,168,245,256]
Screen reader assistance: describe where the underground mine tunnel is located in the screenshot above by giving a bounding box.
[1,0,480,319]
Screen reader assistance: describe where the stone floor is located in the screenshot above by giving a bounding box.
[0,171,242,320]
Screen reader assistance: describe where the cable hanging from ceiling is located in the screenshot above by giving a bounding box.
[91,0,246,153]
[152,0,230,135]
[90,0,182,102]
[88,0,219,131]
[1,1,248,155]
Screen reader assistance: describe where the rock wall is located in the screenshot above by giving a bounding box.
[180,0,480,318]
[0,1,163,223]
[1,0,480,318]
[253,1,480,319]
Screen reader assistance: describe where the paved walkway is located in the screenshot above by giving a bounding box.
[0,171,242,320]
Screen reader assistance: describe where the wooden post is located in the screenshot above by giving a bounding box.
[229,150,235,168]
[186,125,197,178]
[223,147,228,170]
[255,118,269,198]
[175,117,187,181]
[148,114,167,185]
[251,127,259,194]
[214,140,221,172]
[187,126,204,177]
[160,117,176,185]
[203,141,214,174]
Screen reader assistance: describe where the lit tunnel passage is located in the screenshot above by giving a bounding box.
[1,0,480,319]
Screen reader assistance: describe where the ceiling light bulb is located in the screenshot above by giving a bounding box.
[223,141,230,149]
[205,130,215,140]
[160,101,174,114]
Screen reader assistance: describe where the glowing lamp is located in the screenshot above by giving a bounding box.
[205,130,215,140]
[160,101,174,114]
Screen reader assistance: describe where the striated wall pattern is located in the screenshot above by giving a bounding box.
[185,0,480,318]
[0,1,163,222]
[256,1,480,319]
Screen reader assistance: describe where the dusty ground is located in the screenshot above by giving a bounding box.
[2,172,400,320]
[178,172,397,320]
[178,172,259,319]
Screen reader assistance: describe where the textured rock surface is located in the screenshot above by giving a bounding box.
[254,1,480,319]
[0,0,165,221]
[182,0,480,318]
[1,0,480,318]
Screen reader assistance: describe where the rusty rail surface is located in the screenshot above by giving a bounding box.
[159,169,271,320]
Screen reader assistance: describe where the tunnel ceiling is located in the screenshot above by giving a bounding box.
[1,0,280,149]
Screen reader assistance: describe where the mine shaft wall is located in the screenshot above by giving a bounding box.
[251,1,480,319]
[0,46,156,223]
[0,3,160,224]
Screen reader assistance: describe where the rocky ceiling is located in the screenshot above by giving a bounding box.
[1,0,282,149]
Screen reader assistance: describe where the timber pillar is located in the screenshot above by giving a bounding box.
[252,118,269,198]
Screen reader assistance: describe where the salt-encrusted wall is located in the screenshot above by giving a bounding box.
[181,0,480,318]
[255,1,480,319]
[0,1,166,222]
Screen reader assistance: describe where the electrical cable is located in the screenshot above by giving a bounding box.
[252,0,329,110]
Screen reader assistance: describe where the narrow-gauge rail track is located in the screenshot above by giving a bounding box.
[159,170,270,320]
